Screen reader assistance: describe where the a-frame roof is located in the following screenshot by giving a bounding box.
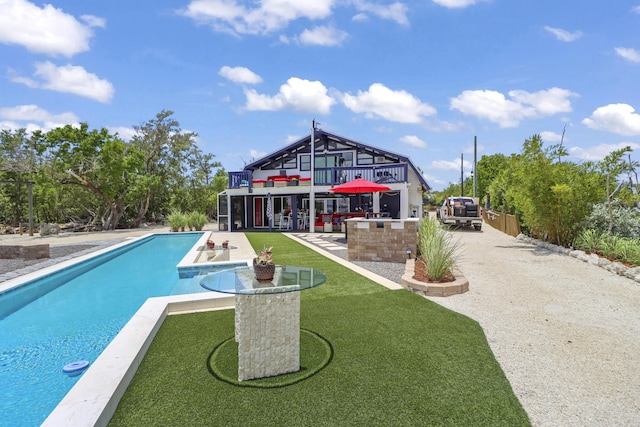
[243,129,430,191]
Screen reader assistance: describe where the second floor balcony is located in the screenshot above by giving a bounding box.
[228,164,408,190]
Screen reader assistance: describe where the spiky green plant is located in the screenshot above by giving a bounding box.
[188,211,207,230]
[574,229,605,254]
[418,217,462,281]
[166,211,187,231]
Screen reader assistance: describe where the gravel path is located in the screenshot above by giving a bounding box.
[432,225,640,427]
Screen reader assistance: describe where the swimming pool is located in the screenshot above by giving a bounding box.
[0,233,219,427]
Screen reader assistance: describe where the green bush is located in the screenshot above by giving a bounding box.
[188,211,207,230]
[574,229,640,266]
[166,211,187,231]
[582,200,640,239]
[417,216,462,281]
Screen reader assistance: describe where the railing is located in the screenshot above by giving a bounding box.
[227,165,408,189]
[314,165,407,186]
[228,171,253,190]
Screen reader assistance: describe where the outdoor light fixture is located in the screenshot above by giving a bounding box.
[406,247,412,259]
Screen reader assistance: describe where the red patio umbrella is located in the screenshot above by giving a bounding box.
[329,178,391,194]
[330,178,391,211]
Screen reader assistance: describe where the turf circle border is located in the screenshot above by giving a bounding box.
[207,328,333,388]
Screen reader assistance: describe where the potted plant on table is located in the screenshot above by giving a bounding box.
[206,239,215,249]
[222,240,229,249]
[253,245,275,282]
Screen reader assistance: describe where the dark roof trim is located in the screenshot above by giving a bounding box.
[243,129,431,191]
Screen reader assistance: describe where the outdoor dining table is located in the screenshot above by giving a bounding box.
[201,265,327,381]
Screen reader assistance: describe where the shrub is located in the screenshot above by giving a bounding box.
[417,217,462,281]
[582,200,640,239]
[188,212,207,230]
[166,211,187,231]
[574,228,640,266]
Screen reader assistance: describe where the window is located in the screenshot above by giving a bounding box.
[300,155,311,171]
[357,152,373,165]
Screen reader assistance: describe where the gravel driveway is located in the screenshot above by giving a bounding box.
[432,225,640,427]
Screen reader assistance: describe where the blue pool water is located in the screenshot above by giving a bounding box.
[0,233,211,427]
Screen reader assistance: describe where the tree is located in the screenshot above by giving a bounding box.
[595,146,640,232]
[129,110,209,225]
[40,124,145,230]
[476,153,509,206]
[0,129,39,223]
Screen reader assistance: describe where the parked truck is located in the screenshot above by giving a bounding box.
[436,196,483,231]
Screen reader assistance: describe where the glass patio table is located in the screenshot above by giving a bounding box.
[201,265,326,381]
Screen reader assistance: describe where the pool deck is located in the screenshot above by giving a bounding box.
[2,225,398,427]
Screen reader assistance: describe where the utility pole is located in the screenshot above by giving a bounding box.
[473,136,477,198]
[460,153,464,196]
[309,120,316,233]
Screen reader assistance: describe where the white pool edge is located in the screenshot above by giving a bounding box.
[0,231,246,427]
[41,292,235,427]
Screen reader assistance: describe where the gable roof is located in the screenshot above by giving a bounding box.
[243,129,431,191]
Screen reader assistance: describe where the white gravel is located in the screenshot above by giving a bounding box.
[429,225,640,427]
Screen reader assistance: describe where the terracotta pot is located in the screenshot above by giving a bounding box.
[253,258,275,282]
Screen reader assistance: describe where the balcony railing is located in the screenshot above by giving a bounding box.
[227,165,407,189]
[314,164,407,186]
[228,171,253,190]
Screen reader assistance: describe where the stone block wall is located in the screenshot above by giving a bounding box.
[346,218,418,263]
[234,291,300,381]
[0,244,50,260]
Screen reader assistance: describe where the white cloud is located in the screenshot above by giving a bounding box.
[400,135,427,148]
[432,0,482,9]
[569,142,640,161]
[11,61,114,103]
[249,148,268,160]
[615,47,640,63]
[632,5,640,13]
[0,0,103,57]
[0,104,75,122]
[108,126,137,141]
[582,103,640,136]
[543,26,583,42]
[0,104,79,132]
[540,131,565,142]
[244,77,335,114]
[179,0,334,35]
[285,134,302,144]
[430,157,472,171]
[219,66,263,84]
[352,1,409,25]
[342,83,436,123]
[298,25,348,46]
[450,87,577,128]
[80,15,106,28]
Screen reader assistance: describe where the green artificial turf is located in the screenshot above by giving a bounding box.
[108,233,530,426]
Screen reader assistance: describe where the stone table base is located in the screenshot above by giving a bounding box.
[234,271,300,381]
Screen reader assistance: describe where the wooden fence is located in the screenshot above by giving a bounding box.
[483,210,521,237]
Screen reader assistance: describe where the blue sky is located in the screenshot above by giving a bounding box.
[1,0,639,191]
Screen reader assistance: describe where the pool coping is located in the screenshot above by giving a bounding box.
[41,292,235,427]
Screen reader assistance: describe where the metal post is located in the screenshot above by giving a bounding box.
[460,153,464,196]
[309,120,316,233]
[473,136,477,198]
[28,182,34,236]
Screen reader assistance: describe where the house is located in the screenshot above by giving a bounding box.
[217,125,430,232]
